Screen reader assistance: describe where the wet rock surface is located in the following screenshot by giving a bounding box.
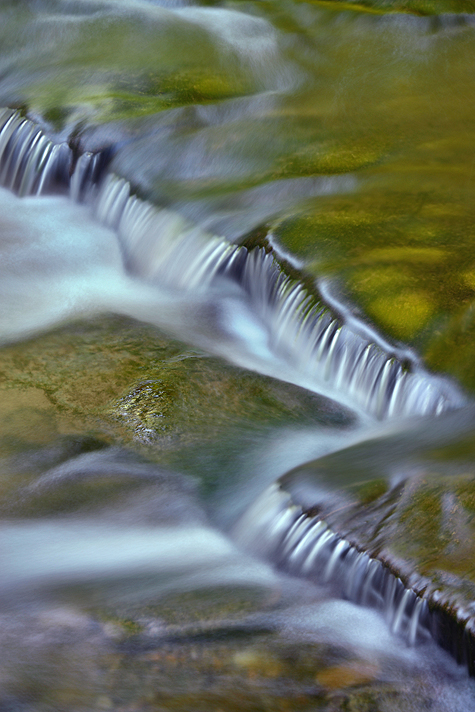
[0,594,470,712]
[285,465,475,602]
[278,441,475,673]
[0,313,350,468]
[338,474,475,598]
[0,0,475,709]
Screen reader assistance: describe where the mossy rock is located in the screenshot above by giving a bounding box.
[0,314,352,495]
[308,0,475,15]
[303,468,475,604]
[280,414,475,617]
[0,1,289,131]
[426,300,475,393]
[273,169,475,350]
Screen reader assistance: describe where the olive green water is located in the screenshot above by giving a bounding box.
[6,0,474,378]
[2,0,475,710]
[5,2,475,358]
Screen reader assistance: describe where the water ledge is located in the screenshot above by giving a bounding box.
[233,482,475,675]
[0,107,465,422]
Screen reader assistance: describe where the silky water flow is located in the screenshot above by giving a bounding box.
[0,106,474,707]
[1,4,475,709]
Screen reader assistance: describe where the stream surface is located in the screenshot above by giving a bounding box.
[1,1,475,710]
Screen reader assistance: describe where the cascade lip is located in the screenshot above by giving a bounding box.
[273,457,475,675]
[2,106,475,673]
[234,479,475,675]
[279,402,475,494]
[0,106,466,423]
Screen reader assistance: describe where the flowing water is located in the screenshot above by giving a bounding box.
[1,1,475,710]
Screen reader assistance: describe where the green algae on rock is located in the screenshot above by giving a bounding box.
[308,0,475,15]
[0,314,353,486]
[0,2,286,131]
[283,462,475,628]
[330,472,475,589]
[426,300,475,394]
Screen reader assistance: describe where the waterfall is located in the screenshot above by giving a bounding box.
[233,484,432,647]
[0,108,465,422]
[0,109,72,197]
[233,482,475,674]
[0,107,472,672]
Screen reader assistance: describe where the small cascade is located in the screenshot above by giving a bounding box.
[70,148,115,203]
[91,175,464,420]
[94,174,239,291]
[0,108,465,421]
[0,111,474,677]
[233,483,475,673]
[0,109,72,196]
[219,248,465,419]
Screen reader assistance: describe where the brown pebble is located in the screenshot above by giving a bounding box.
[316,661,379,689]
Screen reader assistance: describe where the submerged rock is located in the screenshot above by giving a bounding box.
[0,313,353,495]
[427,299,475,394]
[0,1,474,708]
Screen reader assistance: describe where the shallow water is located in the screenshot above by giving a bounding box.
[1,0,475,710]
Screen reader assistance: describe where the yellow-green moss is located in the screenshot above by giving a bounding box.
[343,474,475,583]
[0,314,350,467]
[309,0,475,14]
[352,479,388,506]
